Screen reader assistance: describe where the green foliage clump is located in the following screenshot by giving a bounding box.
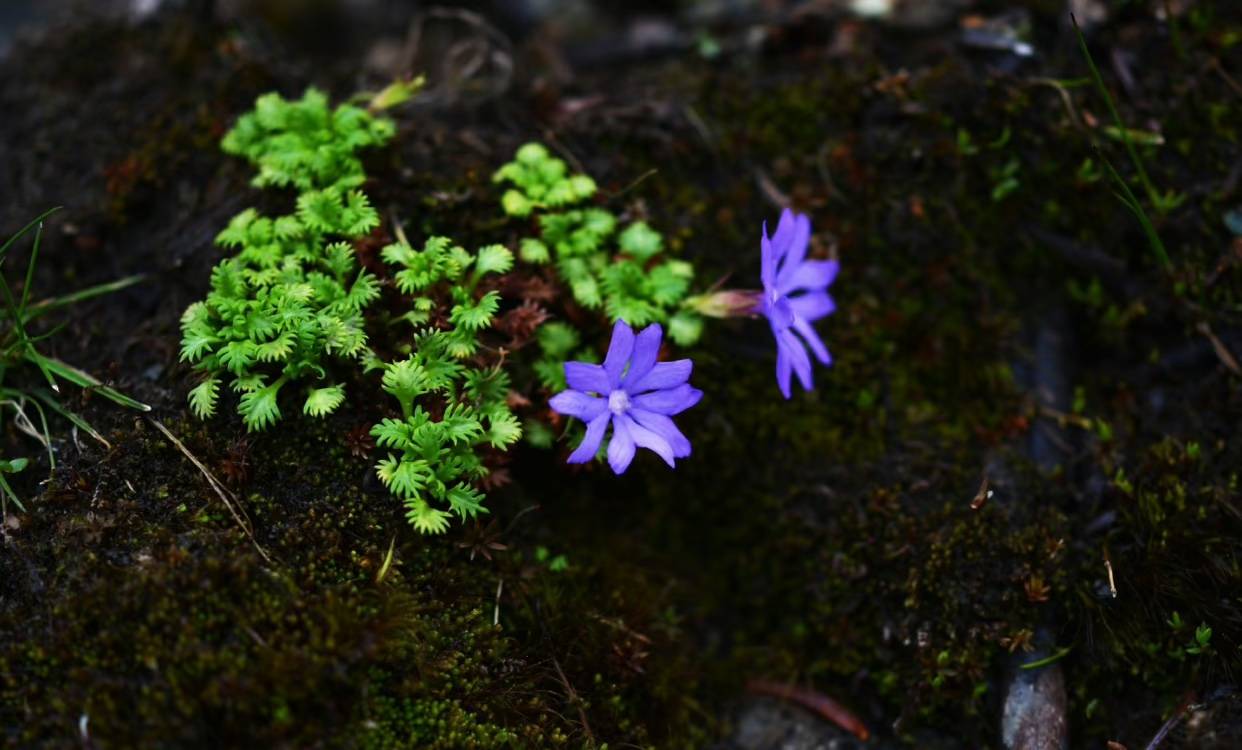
[373,235,521,533]
[181,89,391,431]
[494,142,703,350]
[222,88,394,192]
[492,142,597,217]
[183,87,527,534]
[531,321,581,391]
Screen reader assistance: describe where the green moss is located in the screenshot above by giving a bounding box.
[0,414,714,747]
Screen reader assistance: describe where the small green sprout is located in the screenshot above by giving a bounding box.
[533,545,569,572]
[1185,624,1213,655]
[0,457,28,514]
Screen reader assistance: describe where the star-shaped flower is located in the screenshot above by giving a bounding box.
[758,209,838,398]
[549,320,702,474]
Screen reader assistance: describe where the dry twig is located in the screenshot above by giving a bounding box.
[148,418,272,564]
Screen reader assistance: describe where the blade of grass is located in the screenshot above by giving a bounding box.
[30,388,110,448]
[0,207,59,259]
[24,274,146,322]
[1161,0,1186,61]
[19,208,46,314]
[0,258,62,393]
[23,396,54,470]
[27,322,70,345]
[0,473,25,514]
[0,393,55,469]
[1020,644,1074,670]
[1072,14,1163,212]
[1099,153,1171,268]
[29,352,151,411]
[1072,15,1174,270]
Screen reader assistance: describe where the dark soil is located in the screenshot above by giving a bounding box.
[2,1,1242,748]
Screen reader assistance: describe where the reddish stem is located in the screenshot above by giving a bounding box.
[747,679,870,742]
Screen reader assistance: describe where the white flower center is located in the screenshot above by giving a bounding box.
[607,389,631,415]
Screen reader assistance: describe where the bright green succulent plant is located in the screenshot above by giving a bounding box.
[372,234,522,532]
[180,89,390,431]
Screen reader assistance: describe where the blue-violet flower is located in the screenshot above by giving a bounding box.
[759,208,838,398]
[549,320,702,474]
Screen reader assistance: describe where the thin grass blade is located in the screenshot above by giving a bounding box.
[25,274,147,322]
[29,353,151,411]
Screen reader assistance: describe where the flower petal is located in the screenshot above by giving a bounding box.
[602,320,635,389]
[780,328,813,392]
[632,384,702,415]
[627,359,692,394]
[564,362,610,394]
[617,413,675,467]
[781,259,838,294]
[549,390,607,420]
[775,212,811,284]
[621,323,663,389]
[630,408,691,457]
[788,291,835,322]
[607,415,636,474]
[760,226,777,290]
[775,340,793,399]
[567,412,610,464]
[770,208,796,258]
[792,316,832,365]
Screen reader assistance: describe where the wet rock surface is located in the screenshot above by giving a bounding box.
[726,699,871,750]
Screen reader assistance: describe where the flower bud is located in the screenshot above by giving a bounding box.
[369,76,426,111]
[683,290,760,319]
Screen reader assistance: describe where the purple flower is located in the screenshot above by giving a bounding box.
[759,209,839,398]
[549,320,702,474]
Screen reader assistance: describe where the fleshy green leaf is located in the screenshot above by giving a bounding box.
[450,291,500,332]
[380,457,430,499]
[188,377,220,419]
[501,190,532,217]
[619,221,663,261]
[474,244,514,276]
[303,385,345,417]
[180,330,218,362]
[446,484,487,520]
[404,497,452,534]
[487,412,522,448]
[668,310,704,346]
[536,322,579,358]
[255,333,294,363]
[570,275,602,308]
[238,383,282,431]
[519,238,550,264]
[523,418,556,449]
[515,142,550,164]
